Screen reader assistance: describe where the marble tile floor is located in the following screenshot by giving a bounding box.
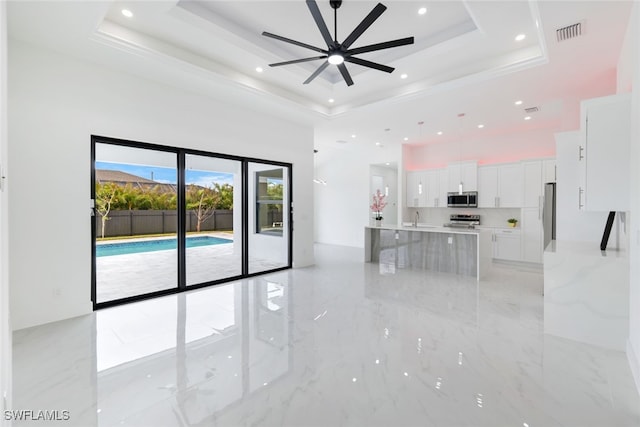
[12,244,640,426]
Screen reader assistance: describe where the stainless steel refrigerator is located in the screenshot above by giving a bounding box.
[543,183,556,249]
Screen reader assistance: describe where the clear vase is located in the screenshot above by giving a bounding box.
[375,219,382,227]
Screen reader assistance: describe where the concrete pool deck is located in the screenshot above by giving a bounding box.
[96,233,286,303]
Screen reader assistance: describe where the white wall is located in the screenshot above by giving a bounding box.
[622,1,640,396]
[314,144,401,248]
[8,40,314,330]
[0,0,11,421]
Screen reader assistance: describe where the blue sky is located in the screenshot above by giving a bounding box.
[96,161,234,187]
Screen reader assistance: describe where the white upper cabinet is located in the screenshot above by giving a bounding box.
[497,163,524,207]
[406,171,420,208]
[406,171,427,208]
[438,168,449,206]
[448,161,477,192]
[523,160,543,208]
[478,163,523,208]
[478,166,498,207]
[425,169,440,207]
[406,168,448,208]
[580,93,631,212]
[543,159,557,183]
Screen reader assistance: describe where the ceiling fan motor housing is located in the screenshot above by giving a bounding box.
[330,1,343,10]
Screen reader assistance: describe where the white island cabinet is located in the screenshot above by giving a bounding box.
[365,225,491,280]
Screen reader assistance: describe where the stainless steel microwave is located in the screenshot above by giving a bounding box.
[447,191,478,208]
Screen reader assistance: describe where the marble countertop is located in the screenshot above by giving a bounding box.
[365,224,489,236]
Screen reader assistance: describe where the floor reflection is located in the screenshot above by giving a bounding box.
[11,245,640,427]
[94,276,290,426]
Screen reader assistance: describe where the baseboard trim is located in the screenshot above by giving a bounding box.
[627,339,640,397]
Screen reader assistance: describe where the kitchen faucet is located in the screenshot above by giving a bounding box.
[414,211,419,227]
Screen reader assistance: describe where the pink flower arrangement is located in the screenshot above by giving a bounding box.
[370,189,387,220]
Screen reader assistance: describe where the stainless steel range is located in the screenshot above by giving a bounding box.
[443,214,480,229]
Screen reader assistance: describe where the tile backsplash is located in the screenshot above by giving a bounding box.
[403,207,520,228]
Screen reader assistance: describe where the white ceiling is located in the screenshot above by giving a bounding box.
[7,0,634,162]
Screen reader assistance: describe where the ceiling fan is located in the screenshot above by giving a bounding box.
[262,0,415,86]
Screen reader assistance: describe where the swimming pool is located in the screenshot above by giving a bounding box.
[96,236,232,257]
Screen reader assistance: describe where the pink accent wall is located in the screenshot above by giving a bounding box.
[404,127,558,170]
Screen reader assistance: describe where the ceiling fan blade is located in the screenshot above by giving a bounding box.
[262,31,327,54]
[341,3,387,49]
[306,0,334,47]
[344,56,394,73]
[345,37,414,56]
[270,56,328,67]
[337,63,354,86]
[304,61,330,84]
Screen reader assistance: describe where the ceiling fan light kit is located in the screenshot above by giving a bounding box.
[262,0,415,86]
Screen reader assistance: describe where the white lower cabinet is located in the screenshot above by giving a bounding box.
[521,207,543,263]
[492,228,522,261]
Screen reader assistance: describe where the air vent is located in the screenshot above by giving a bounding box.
[524,106,539,113]
[556,22,583,42]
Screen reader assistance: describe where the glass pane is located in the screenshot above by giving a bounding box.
[95,143,177,303]
[248,162,290,274]
[185,154,242,285]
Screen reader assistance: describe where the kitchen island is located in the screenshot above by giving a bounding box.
[364,225,492,280]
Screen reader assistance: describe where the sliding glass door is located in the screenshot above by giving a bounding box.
[92,137,292,309]
[247,162,291,275]
[94,143,178,304]
[185,154,242,285]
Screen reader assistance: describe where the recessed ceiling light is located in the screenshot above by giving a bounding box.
[418,7,427,15]
[351,134,356,138]
[400,73,408,79]
[477,124,485,128]
[515,100,523,105]
[385,162,390,166]
[515,34,526,42]
[255,67,263,73]
[328,98,335,103]
[524,116,531,120]
[121,9,133,18]
[437,131,443,135]
[375,142,381,146]
[403,137,408,141]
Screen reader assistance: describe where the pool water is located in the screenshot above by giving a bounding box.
[96,236,232,257]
